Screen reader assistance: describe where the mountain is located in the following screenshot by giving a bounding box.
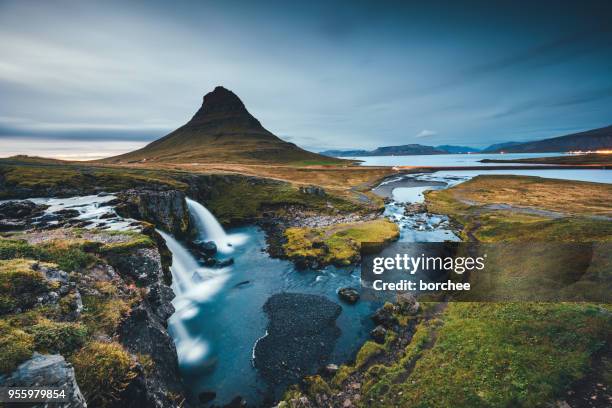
[319,149,370,157]
[103,86,341,164]
[484,125,612,153]
[482,141,522,152]
[320,144,446,157]
[435,145,480,154]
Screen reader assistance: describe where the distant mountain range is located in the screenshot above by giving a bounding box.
[321,125,612,157]
[102,86,342,164]
[482,125,612,153]
[320,144,473,157]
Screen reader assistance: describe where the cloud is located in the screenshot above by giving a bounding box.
[415,129,437,138]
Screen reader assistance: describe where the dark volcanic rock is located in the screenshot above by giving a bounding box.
[0,353,86,407]
[116,189,191,237]
[0,200,48,231]
[254,293,342,388]
[222,396,247,408]
[371,305,398,329]
[199,391,216,403]
[370,325,387,344]
[338,287,360,304]
[193,240,217,256]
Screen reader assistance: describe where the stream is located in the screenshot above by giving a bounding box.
[160,168,610,405]
[13,167,609,406]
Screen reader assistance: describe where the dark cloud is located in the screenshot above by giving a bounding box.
[0,0,611,157]
[0,124,165,142]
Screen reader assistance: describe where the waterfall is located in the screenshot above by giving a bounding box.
[186,197,247,253]
[156,228,231,366]
[156,229,199,295]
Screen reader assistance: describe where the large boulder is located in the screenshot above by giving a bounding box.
[0,353,87,407]
[0,200,48,231]
[116,189,191,237]
[337,288,360,304]
[396,292,420,315]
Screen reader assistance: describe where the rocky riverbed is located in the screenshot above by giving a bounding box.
[254,293,342,393]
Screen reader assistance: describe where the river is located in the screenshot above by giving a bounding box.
[156,162,611,406]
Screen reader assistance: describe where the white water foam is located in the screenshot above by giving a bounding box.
[186,197,247,253]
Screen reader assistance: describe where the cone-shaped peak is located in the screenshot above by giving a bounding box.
[188,86,251,125]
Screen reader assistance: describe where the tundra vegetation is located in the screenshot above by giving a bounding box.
[280,175,611,408]
[0,229,156,406]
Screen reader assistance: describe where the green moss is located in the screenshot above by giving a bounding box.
[71,341,137,408]
[303,375,332,397]
[362,303,610,408]
[98,233,154,255]
[0,162,187,199]
[0,259,49,314]
[27,319,87,355]
[0,320,34,374]
[355,341,385,368]
[283,219,399,266]
[0,238,95,272]
[331,364,355,388]
[81,295,132,336]
[202,178,362,225]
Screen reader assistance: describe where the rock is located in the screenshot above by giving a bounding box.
[203,257,217,267]
[194,240,217,256]
[370,325,387,344]
[0,200,48,231]
[223,396,247,408]
[116,189,191,237]
[54,208,80,220]
[324,363,339,375]
[118,304,183,408]
[105,247,166,286]
[234,280,251,288]
[254,293,342,388]
[397,292,419,315]
[99,211,116,219]
[199,390,216,403]
[0,200,47,218]
[338,288,360,304]
[216,258,234,268]
[0,353,86,407]
[371,305,398,329]
[299,186,326,197]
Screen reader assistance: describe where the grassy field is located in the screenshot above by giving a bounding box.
[283,219,399,266]
[425,175,612,241]
[281,175,612,408]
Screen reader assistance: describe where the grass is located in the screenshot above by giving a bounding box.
[362,303,610,408]
[71,341,137,408]
[426,175,612,242]
[0,259,50,314]
[0,238,96,272]
[201,177,366,225]
[279,175,612,407]
[350,175,612,407]
[0,229,150,379]
[0,320,34,374]
[283,219,399,266]
[0,160,187,199]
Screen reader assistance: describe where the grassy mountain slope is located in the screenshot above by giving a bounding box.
[102,86,344,165]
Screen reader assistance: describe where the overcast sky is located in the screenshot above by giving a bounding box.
[1,0,611,159]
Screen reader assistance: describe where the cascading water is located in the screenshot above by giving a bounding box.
[156,199,249,368]
[186,197,247,253]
